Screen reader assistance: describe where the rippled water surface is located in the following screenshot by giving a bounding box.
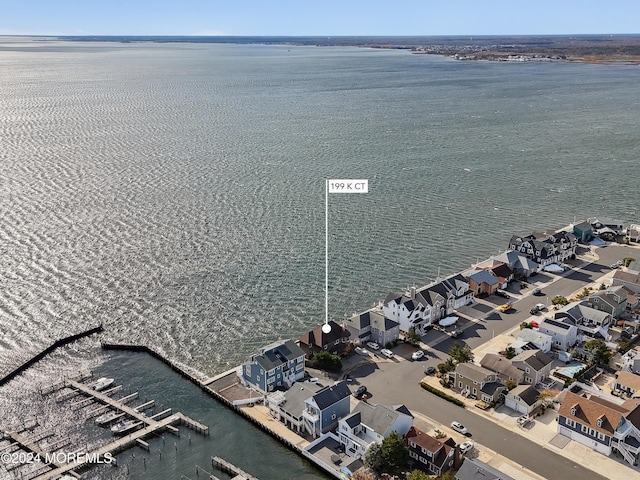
[1,39,639,479]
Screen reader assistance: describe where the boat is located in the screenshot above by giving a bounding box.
[95,410,123,426]
[110,420,142,436]
[94,377,115,391]
[439,316,459,327]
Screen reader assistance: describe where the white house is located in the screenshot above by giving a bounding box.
[517,329,552,353]
[337,402,413,460]
[505,385,542,414]
[538,318,579,351]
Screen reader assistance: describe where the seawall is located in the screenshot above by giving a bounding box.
[0,325,104,387]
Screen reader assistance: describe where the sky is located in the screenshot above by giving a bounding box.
[1,0,639,37]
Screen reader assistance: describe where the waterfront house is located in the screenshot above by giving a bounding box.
[557,390,640,465]
[238,339,306,393]
[517,328,552,353]
[464,269,500,297]
[504,385,542,414]
[298,320,351,358]
[586,286,628,318]
[508,235,556,268]
[266,382,323,434]
[449,363,505,402]
[383,275,473,335]
[538,317,578,351]
[493,250,540,277]
[611,371,640,399]
[487,262,514,288]
[302,380,352,438]
[530,230,578,262]
[627,224,640,243]
[455,458,516,480]
[405,427,457,477]
[573,221,594,243]
[511,349,553,386]
[343,309,399,348]
[589,217,625,236]
[479,353,524,385]
[337,402,413,460]
[383,289,432,335]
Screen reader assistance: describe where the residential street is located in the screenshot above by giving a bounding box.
[343,244,639,480]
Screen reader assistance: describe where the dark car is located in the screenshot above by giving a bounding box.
[495,290,510,298]
[425,366,437,375]
[353,385,367,398]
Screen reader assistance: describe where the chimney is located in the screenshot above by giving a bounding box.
[410,286,416,300]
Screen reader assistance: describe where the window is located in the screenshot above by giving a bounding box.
[334,339,340,345]
[596,418,603,427]
[565,418,576,428]
[571,407,577,415]
[459,382,463,388]
[473,388,477,395]
[597,432,605,441]
[331,414,336,420]
[260,369,264,375]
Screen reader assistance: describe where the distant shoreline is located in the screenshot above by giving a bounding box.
[4,34,639,65]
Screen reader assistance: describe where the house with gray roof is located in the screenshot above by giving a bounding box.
[517,328,552,353]
[538,317,578,351]
[449,363,505,402]
[266,382,323,434]
[480,353,524,385]
[573,221,593,243]
[464,269,500,297]
[494,250,540,277]
[455,457,516,480]
[586,286,628,318]
[302,380,352,438]
[611,371,640,399]
[555,302,612,341]
[612,270,640,296]
[337,402,413,460]
[511,349,553,386]
[343,309,399,348]
[238,339,306,393]
[505,385,542,414]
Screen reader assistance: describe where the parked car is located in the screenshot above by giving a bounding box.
[517,415,532,426]
[366,341,380,350]
[450,421,468,435]
[411,350,425,361]
[532,288,543,296]
[459,440,474,455]
[354,347,368,356]
[530,303,546,314]
[380,348,394,359]
[424,366,436,375]
[495,290,510,298]
[353,385,367,398]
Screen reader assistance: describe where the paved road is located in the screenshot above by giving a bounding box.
[345,245,639,480]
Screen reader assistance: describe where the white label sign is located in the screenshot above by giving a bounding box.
[328,179,368,193]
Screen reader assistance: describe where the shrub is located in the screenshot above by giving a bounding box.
[420,381,465,407]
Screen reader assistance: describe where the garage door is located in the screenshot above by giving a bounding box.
[506,398,526,414]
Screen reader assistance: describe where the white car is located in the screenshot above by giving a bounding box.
[535,303,546,311]
[450,421,468,435]
[411,350,425,361]
[380,348,394,359]
[366,341,380,350]
[354,347,368,356]
[459,440,474,455]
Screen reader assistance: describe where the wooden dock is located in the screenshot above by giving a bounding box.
[211,456,259,480]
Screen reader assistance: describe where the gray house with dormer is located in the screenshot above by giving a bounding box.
[302,380,352,438]
[239,339,306,393]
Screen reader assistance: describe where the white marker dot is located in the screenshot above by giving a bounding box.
[322,323,332,334]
